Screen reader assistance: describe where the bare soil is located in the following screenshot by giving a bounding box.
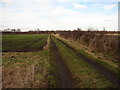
[50,37,75,88]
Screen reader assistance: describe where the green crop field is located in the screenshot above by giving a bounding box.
[2,35,48,52]
[2,34,119,88]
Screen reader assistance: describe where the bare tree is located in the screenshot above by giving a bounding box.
[11,29,16,32]
[16,29,21,32]
[103,27,106,31]
[77,28,82,31]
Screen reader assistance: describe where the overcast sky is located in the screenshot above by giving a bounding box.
[0,0,118,31]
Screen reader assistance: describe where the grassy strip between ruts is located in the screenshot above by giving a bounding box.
[2,49,56,88]
[54,35,120,77]
[52,36,115,88]
[48,36,59,88]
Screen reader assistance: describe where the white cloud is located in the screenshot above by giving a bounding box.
[0,1,118,31]
[73,3,87,9]
[103,4,117,10]
[34,0,44,3]
[1,0,11,3]
[47,7,79,18]
[1,0,15,6]
[2,8,117,31]
[34,0,51,4]
[59,0,69,2]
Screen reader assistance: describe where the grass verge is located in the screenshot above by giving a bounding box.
[52,36,114,88]
[55,35,120,76]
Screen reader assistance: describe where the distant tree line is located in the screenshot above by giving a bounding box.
[1,28,120,35]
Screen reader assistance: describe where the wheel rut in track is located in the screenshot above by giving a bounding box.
[50,36,75,88]
[54,36,119,87]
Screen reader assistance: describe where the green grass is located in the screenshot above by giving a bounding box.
[55,36,120,77]
[52,36,114,88]
[2,34,48,51]
[2,35,56,88]
[2,34,118,88]
[48,37,59,87]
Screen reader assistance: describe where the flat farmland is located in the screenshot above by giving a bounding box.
[2,35,48,52]
[2,34,119,88]
[2,34,56,88]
